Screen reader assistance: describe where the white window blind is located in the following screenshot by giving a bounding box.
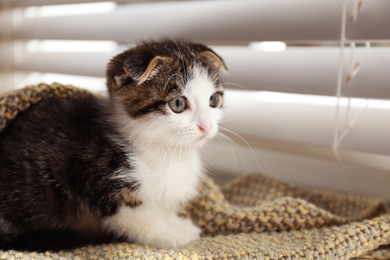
[1,0,390,197]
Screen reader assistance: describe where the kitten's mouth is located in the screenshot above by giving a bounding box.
[193,135,205,144]
[198,135,206,141]
[196,133,211,143]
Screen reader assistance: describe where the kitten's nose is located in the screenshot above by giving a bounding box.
[198,113,212,135]
[198,124,211,135]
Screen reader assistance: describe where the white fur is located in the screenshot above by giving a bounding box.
[103,66,221,248]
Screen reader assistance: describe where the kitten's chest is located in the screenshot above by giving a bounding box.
[132,148,202,208]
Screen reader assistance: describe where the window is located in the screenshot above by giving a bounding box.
[1,0,389,197]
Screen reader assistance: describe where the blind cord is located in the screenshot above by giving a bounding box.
[333,0,365,160]
[333,0,348,158]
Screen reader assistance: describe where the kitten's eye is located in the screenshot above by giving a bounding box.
[169,96,187,113]
[209,92,223,108]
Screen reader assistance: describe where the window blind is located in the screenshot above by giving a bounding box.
[1,0,390,197]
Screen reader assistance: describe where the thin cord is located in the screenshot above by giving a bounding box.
[351,0,363,22]
[345,42,355,128]
[334,0,365,159]
[346,42,360,85]
[333,0,348,155]
[337,99,369,145]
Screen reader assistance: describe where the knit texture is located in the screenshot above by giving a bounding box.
[1,83,389,259]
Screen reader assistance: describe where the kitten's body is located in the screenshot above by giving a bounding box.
[0,40,226,250]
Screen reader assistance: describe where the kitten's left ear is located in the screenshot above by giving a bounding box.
[118,55,171,86]
[114,56,169,85]
[199,50,227,73]
[106,48,172,94]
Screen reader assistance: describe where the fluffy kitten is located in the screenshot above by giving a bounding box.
[0,40,226,250]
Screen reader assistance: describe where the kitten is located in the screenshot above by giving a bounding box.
[0,40,226,250]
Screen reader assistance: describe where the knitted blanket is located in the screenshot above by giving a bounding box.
[1,83,389,259]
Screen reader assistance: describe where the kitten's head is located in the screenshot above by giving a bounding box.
[106,40,227,148]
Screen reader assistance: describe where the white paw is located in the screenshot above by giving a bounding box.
[148,218,201,248]
[103,205,201,249]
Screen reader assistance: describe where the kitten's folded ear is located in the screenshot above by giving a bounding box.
[198,50,227,73]
[119,55,169,86]
[106,49,171,92]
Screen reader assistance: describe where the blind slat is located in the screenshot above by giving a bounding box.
[221,90,390,163]
[7,0,111,7]
[202,138,390,197]
[4,0,390,43]
[6,44,390,100]
[7,0,162,7]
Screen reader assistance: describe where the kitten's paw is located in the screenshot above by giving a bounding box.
[175,218,201,244]
[148,218,200,248]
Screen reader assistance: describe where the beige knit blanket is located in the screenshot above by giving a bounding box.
[1,83,389,259]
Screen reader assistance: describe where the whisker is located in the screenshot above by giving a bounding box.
[201,166,215,177]
[170,38,188,84]
[197,179,211,195]
[219,126,262,173]
[179,135,190,171]
[217,131,254,174]
[169,135,182,177]
[226,69,263,79]
[162,73,182,93]
[219,117,264,130]
[214,133,240,174]
[160,133,180,177]
[223,82,248,90]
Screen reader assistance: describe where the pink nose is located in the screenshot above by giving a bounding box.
[198,124,211,134]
